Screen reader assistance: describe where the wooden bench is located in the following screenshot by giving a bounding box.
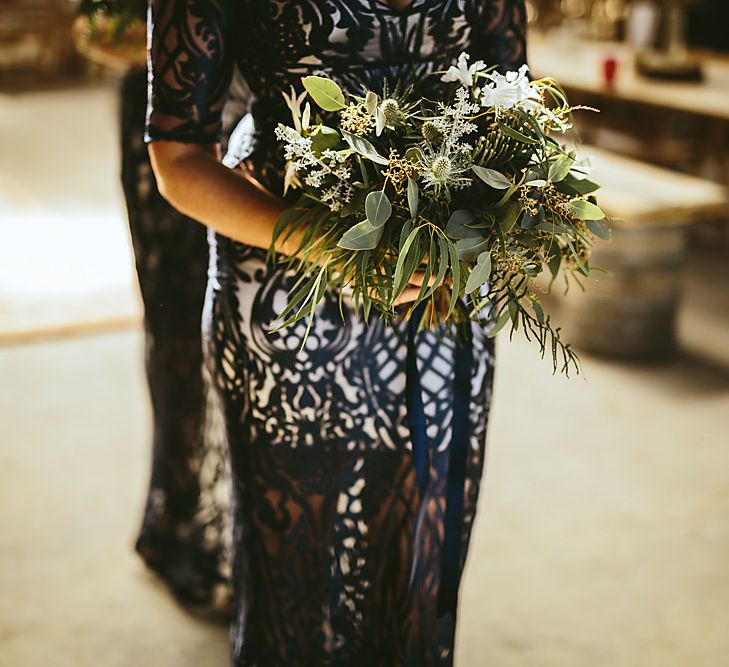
[549,147,728,358]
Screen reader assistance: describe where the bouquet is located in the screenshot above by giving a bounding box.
[264,55,609,374]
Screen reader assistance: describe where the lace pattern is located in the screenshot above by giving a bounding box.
[121,68,230,606]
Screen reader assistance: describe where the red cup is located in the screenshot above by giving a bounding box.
[602,57,618,87]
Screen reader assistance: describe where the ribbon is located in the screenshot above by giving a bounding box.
[406,304,473,621]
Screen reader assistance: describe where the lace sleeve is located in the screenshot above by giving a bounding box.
[468,0,528,72]
[145,0,236,144]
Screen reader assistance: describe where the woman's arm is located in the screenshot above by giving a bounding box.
[149,141,291,253]
[146,0,291,253]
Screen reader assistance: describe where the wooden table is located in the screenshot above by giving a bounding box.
[528,34,729,122]
[587,147,729,224]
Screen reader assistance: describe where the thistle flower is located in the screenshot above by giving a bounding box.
[420,149,472,195]
[416,88,478,197]
[376,97,403,135]
[379,99,400,124]
[430,156,451,181]
[421,120,443,144]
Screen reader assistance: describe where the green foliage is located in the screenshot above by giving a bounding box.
[471,166,511,189]
[365,191,392,227]
[302,76,346,112]
[465,251,492,295]
[567,199,606,220]
[268,64,611,375]
[337,220,383,251]
[341,131,389,165]
[78,0,146,40]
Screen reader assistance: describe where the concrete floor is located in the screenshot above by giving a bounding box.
[0,83,139,342]
[1,317,728,667]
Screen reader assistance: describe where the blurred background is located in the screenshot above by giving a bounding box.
[1,1,728,666]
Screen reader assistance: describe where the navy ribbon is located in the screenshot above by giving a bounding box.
[406,304,473,621]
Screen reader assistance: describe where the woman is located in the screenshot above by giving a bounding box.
[72,14,229,606]
[121,66,229,607]
[147,1,526,664]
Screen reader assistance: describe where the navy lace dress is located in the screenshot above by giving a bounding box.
[120,68,230,606]
[146,1,526,664]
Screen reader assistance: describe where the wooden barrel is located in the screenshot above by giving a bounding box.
[554,222,688,358]
[545,147,728,360]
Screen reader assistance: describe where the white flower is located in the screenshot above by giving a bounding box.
[441,52,486,87]
[281,86,308,132]
[441,87,479,150]
[275,124,353,210]
[480,64,540,113]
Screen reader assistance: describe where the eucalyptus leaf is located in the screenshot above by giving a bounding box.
[446,239,462,319]
[533,300,545,326]
[586,218,611,240]
[465,251,492,295]
[496,120,540,145]
[508,300,519,328]
[393,226,422,296]
[337,220,384,250]
[521,205,545,229]
[309,126,340,155]
[456,237,489,262]
[561,174,600,195]
[407,178,419,219]
[302,75,346,111]
[487,309,511,338]
[500,201,522,232]
[421,235,450,301]
[471,165,511,189]
[413,236,436,307]
[341,130,388,165]
[548,251,562,279]
[404,146,424,163]
[568,199,606,220]
[399,219,413,248]
[446,209,480,239]
[365,190,392,227]
[548,154,574,182]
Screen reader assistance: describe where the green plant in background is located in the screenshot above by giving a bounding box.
[78,0,147,41]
